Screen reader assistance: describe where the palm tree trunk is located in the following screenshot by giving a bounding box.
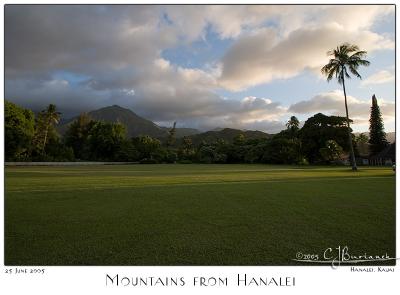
[42,126,48,153]
[341,76,357,171]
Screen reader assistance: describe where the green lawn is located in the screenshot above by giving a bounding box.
[4,164,395,265]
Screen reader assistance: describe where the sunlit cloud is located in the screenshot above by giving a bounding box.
[288,90,395,128]
[361,70,395,86]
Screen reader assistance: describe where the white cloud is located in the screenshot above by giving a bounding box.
[315,5,394,31]
[288,90,395,127]
[218,23,394,91]
[164,5,394,40]
[361,70,395,86]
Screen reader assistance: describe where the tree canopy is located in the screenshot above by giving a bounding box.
[5,100,35,160]
[6,101,377,166]
[300,113,349,163]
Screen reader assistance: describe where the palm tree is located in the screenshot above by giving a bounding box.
[321,43,370,171]
[286,116,300,132]
[166,121,177,147]
[40,104,61,152]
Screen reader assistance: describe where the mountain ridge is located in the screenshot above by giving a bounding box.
[57,105,393,142]
[58,105,168,138]
[58,105,201,138]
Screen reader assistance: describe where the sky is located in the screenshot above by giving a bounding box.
[4,4,395,133]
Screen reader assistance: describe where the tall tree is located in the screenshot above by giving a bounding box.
[5,100,35,160]
[179,136,195,160]
[135,135,161,160]
[35,104,61,153]
[86,121,127,160]
[166,121,177,147]
[286,116,300,133]
[321,43,370,171]
[368,94,388,155]
[64,113,93,159]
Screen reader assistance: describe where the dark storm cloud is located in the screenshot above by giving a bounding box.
[5,5,172,72]
[5,5,177,116]
[5,5,287,132]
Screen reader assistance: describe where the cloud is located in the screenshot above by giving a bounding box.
[163,5,294,40]
[314,5,394,31]
[4,5,395,132]
[288,90,395,126]
[5,78,114,117]
[164,5,394,40]
[361,70,395,86]
[218,23,394,91]
[6,56,287,132]
[123,59,288,132]
[5,5,177,75]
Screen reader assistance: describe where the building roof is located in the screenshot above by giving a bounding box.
[370,142,396,160]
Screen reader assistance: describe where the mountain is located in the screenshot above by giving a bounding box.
[88,105,168,138]
[187,128,271,145]
[58,105,168,138]
[58,105,201,138]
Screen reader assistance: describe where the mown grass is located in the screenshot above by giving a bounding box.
[4,164,395,265]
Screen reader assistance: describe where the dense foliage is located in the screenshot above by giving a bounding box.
[5,101,35,161]
[5,101,363,164]
[299,113,350,163]
[368,94,388,156]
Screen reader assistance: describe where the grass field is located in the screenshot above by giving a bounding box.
[4,164,395,265]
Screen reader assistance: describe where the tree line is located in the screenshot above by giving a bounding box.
[5,43,390,166]
[5,99,389,165]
